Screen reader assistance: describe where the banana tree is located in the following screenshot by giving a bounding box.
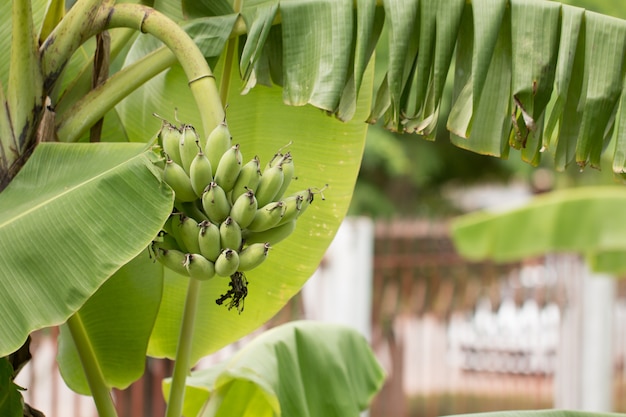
[2,0,626,416]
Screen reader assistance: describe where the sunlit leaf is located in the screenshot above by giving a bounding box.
[0,143,173,356]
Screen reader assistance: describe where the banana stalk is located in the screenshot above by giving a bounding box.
[7,0,43,168]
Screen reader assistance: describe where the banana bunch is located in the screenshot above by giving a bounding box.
[150,117,322,312]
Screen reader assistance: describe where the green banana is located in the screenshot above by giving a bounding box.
[244,219,296,245]
[278,194,304,225]
[152,244,189,276]
[220,216,243,251]
[179,124,199,174]
[214,144,242,193]
[198,220,221,262]
[201,181,231,224]
[237,242,270,271]
[246,201,286,232]
[264,152,283,171]
[179,215,201,254]
[278,188,316,225]
[163,213,188,252]
[159,122,183,166]
[163,159,197,202]
[215,248,240,277]
[231,156,261,199]
[205,121,232,176]
[189,144,213,198]
[180,201,210,222]
[274,152,295,200]
[229,189,258,229]
[153,230,180,251]
[184,253,216,281]
[255,163,284,207]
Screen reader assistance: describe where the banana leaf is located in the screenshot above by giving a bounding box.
[0,143,173,356]
[451,186,626,274]
[162,321,385,417]
[56,250,164,395]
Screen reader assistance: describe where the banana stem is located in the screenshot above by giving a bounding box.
[106,3,225,138]
[40,0,114,90]
[218,0,243,106]
[7,0,43,155]
[54,27,138,117]
[165,277,202,417]
[56,46,176,142]
[66,315,119,417]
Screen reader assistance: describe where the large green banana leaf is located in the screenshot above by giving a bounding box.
[161,321,385,417]
[44,0,626,173]
[0,143,173,357]
[451,186,626,274]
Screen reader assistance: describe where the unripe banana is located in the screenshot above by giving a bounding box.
[264,152,283,171]
[214,248,240,277]
[263,142,292,170]
[154,230,181,251]
[184,253,216,281]
[274,153,295,200]
[278,194,304,225]
[189,143,213,198]
[159,122,183,166]
[180,201,210,223]
[231,156,261,199]
[179,124,199,175]
[214,144,242,193]
[244,219,296,245]
[152,244,189,276]
[220,216,243,251]
[198,220,221,262]
[179,215,201,255]
[246,201,286,232]
[229,189,258,229]
[163,159,197,202]
[237,242,270,271]
[201,181,231,224]
[205,121,232,176]
[255,163,284,207]
[163,213,188,252]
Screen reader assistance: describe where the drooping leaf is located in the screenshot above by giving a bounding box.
[0,142,173,356]
[162,321,386,417]
[544,4,585,170]
[57,250,164,395]
[182,0,234,19]
[449,1,512,158]
[451,186,626,274]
